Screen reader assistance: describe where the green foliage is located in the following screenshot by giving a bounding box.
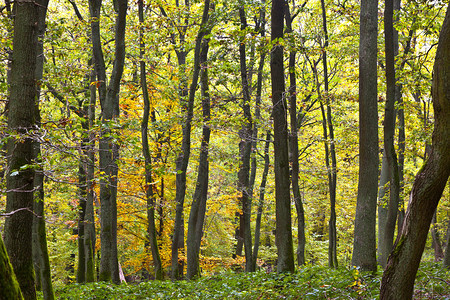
[44,262,450,299]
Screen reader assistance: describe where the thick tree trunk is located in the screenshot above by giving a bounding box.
[0,235,24,300]
[271,0,295,273]
[351,0,379,272]
[380,5,450,298]
[5,1,45,298]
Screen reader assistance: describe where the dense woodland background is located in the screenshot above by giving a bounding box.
[0,0,449,298]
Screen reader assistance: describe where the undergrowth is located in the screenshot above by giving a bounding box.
[43,262,449,299]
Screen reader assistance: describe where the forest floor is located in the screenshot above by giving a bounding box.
[41,261,449,299]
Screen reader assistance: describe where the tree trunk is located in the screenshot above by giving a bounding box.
[380,0,401,270]
[430,210,444,261]
[443,217,450,268]
[0,235,24,300]
[84,62,97,283]
[93,0,128,283]
[380,5,450,298]
[139,0,163,281]
[5,1,45,298]
[171,0,209,279]
[186,9,212,278]
[271,0,295,273]
[252,131,271,268]
[285,0,306,267]
[237,2,254,272]
[351,0,379,272]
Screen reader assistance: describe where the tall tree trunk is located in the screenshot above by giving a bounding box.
[380,5,450,298]
[186,8,212,278]
[285,0,306,267]
[0,235,24,300]
[171,0,208,279]
[351,0,378,272]
[237,2,254,272]
[319,0,338,268]
[271,0,295,273]
[32,2,54,298]
[84,62,97,283]
[139,0,163,280]
[92,0,128,283]
[5,1,46,298]
[380,0,400,269]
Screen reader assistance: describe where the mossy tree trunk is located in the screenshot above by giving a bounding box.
[380,4,450,298]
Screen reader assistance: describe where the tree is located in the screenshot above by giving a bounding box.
[32,1,54,298]
[89,0,128,283]
[186,0,213,279]
[380,3,450,298]
[271,0,295,273]
[4,0,46,298]
[378,0,400,268]
[351,0,379,272]
[285,0,306,267]
[237,1,254,272]
[139,0,163,280]
[0,235,24,300]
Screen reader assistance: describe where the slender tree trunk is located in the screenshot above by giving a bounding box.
[171,0,209,279]
[237,2,254,272]
[319,0,338,268]
[380,0,400,269]
[443,217,450,268]
[32,3,54,298]
[430,210,444,261]
[285,1,306,267]
[84,62,97,283]
[351,0,379,272]
[139,0,163,280]
[271,0,295,273]
[93,0,128,283]
[380,5,450,298]
[252,131,271,268]
[186,9,212,278]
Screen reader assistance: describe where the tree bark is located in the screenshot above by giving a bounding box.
[443,217,450,268]
[0,235,24,300]
[91,0,128,283]
[237,2,254,272]
[351,0,379,272]
[285,1,306,267]
[252,131,271,268]
[380,4,450,298]
[5,1,45,298]
[271,0,295,273]
[139,0,163,281]
[186,9,212,278]
[171,0,209,279]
